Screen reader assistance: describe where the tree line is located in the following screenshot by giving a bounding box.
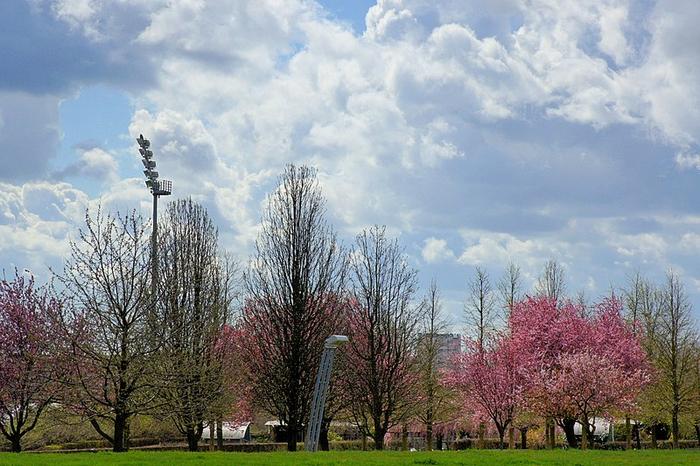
[0,164,698,453]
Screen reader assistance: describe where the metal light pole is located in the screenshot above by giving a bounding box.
[136,134,172,302]
[305,334,349,452]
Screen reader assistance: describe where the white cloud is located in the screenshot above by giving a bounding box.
[421,237,454,263]
[457,230,570,271]
[80,148,118,182]
[10,0,700,312]
[598,5,631,65]
[675,151,700,170]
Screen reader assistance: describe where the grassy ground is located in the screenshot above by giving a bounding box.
[0,450,699,466]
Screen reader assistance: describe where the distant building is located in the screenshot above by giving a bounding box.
[417,333,461,368]
[435,333,461,368]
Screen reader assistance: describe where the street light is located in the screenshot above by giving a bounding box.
[136,134,172,302]
[305,335,349,452]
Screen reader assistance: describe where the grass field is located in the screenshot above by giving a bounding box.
[0,450,698,465]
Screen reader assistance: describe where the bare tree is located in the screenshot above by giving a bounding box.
[655,271,696,448]
[535,259,566,304]
[636,278,665,448]
[498,262,522,323]
[55,208,157,452]
[622,271,649,448]
[466,266,496,349]
[415,280,455,451]
[156,199,237,451]
[344,225,420,450]
[242,165,346,452]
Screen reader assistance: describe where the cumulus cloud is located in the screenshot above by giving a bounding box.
[5,0,700,312]
[54,147,119,184]
[421,237,455,263]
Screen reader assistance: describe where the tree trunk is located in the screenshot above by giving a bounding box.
[426,421,433,451]
[186,428,200,452]
[560,417,577,448]
[497,426,506,449]
[287,425,298,452]
[478,422,485,449]
[520,427,528,450]
[436,433,443,451]
[551,423,557,448]
[113,412,128,453]
[508,426,515,449]
[581,417,588,450]
[625,417,631,450]
[650,424,657,449]
[694,424,700,443]
[10,435,21,453]
[374,431,385,450]
[362,434,367,451]
[672,407,680,449]
[216,419,223,450]
[401,424,408,451]
[545,418,558,449]
[209,421,215,451]
[319,425,330,451]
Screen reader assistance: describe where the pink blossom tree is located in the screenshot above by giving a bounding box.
[445,335,521,449]
[511,296,650,449]
[0,273,62,452]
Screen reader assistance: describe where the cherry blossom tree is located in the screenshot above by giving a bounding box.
[0,273,62,452]
[445,335,521,449]
[510,296,650,449]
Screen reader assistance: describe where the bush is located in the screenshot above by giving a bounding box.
[329,440,375,451]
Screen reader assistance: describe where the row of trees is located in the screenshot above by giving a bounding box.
[1,163,699,453]
[0,200,239,452]
[445,261,700,451]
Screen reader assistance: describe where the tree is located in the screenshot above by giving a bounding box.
[415,280,455,451]
[511,296,650,449]
[498,262,522,322]
[650,271,696,448]
[446,335,521,449]
[56,208,157,452]
[156,199,237,451]
[344,225,420,450]
[496,262,522,447]
[242,165,346,451]
[622,272,651,448]
[0,273,62,452]
[533,259,567,447]
[535,259,566,304]
[465,266,496,349]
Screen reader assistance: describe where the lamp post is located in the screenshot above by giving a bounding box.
[305,335,349,452]
[136,134,172,303]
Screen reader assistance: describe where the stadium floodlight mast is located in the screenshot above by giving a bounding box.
[305,335,349,452]
[136,134,172,302]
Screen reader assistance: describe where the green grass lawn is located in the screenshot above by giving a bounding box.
[0,450,698,466]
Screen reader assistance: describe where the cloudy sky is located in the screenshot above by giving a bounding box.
[2,0,700,323]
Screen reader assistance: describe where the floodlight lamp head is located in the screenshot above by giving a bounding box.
[144,169,159,179]
[324,335,349,349]
[137,135,150,149]
[142,159,156,169]
[139,148,153,159]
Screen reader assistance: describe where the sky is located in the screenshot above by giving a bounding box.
[2,0,700,325]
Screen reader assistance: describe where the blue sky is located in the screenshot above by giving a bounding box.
[2,0,700,324]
